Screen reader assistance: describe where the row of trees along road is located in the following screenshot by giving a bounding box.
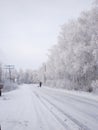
[0,65,39,91]
[38,0,98,92]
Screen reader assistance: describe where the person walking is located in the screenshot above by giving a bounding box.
[39,81,42,87]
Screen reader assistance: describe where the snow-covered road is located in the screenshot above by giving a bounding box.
[0,84,98,130]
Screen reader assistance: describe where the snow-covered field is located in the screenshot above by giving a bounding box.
[0,84,98,130]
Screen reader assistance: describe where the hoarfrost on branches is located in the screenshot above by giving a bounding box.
[38,2,98,92]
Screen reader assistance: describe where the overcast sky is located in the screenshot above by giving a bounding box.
[0,0,93,70]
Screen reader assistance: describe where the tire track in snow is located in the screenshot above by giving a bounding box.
[31,92,51,130]
[33,91,69,130]
[62,94,98,108]
[41,95,91,130]
[43,91,98,122]
[40,88,98,108]
[41,89,98,126]
[33,90,91,130]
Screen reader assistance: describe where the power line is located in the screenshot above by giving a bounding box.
[4,65,14,82]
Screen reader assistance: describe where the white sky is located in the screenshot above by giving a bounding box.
[0,0,93,70]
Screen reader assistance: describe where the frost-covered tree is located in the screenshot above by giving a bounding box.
[41,1,98,91]
[24,69,36,84]
[17,69,39,84]
[17,69,25,84]
[38,63,47,83]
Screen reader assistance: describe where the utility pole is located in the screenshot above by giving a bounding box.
[43,63,46,84]
[4,65,14,82]
[0,64,3,96]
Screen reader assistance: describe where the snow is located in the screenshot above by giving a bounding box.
[0,84,98,130]
[43,86,98,101]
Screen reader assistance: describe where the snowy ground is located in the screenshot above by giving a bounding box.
[0,84,98,130]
